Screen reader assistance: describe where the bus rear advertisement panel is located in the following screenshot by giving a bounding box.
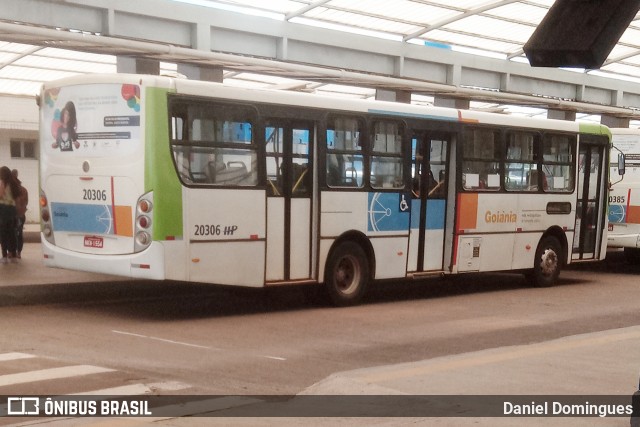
[40,84,143,255]
[39,74,611,306]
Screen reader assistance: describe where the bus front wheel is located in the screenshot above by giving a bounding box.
[529,236,562,287]
[324,241,369,306]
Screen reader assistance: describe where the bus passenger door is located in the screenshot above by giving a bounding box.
[265,120,314,282]
[408,132,450,272]
[573,138,607,260]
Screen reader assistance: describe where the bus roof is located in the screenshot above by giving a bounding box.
[611,127,640,135]
[43,73,610,136]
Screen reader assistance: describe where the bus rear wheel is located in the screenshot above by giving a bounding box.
[324,241,369,306]
[529,236,562,287]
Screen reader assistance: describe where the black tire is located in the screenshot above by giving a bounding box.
[530,236,562,287]
[324,241,370,306]
[624,247,640,264]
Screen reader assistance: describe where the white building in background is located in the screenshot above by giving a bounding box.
[0,95,39,224]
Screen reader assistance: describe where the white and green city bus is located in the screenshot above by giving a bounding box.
[39,74,611,305]
[608,128,640,262]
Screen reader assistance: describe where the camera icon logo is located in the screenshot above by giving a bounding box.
[7,397,40,415]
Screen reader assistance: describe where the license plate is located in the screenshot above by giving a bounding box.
[84,236,104,248]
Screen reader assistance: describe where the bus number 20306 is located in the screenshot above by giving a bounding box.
[83,189,108,201]
[194,224,238,236]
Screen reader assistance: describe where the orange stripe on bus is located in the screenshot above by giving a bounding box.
[458,193,478,230]
[627,205,640,224]
[457,110,479,123]
[114,205,133,237]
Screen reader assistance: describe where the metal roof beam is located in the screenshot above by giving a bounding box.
[2,0,640,117]
[0,46,43,70]
[285,0,331,21]
[402,0,521,42]
[1,21,638,118]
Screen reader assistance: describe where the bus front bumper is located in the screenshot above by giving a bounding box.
[607,232,640,249]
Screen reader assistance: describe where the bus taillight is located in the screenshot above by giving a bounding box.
[138,199,152,214]
[134,192,154,252]
[135,232,151,247]
[40,190,54,244]
[138,215,151,229]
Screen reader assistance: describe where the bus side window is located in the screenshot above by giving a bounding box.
[326,115,365,188]
[327,154,341,186]
[427,169,446,199]
[542,134,575,192]
[371,120,404,190]
[505,131,539,192]
[327,153,362,187]
[462,128,501,191]
[205,160,226,183]
[169,101,258,187]
[292,162,310,195]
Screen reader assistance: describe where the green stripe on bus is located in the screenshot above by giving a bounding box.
[579,122,612,139]
[145,87,183,241]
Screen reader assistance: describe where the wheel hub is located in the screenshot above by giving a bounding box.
[540,248,558,276]
[335,255,360,294]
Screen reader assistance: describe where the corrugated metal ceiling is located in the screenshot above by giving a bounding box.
[1,0,639,122]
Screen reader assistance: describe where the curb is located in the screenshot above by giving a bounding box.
[24,231,40,243]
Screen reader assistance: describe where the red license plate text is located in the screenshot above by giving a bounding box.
[84,236,104,248]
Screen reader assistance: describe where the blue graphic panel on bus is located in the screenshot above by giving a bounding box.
[608,204,626,223]
[51,202,114,234]
[410,199,446,230]
[367,193,410,232]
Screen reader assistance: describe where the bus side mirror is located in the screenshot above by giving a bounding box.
[618,153,626,176]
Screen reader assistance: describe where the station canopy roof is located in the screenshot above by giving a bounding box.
[1,0,640,122]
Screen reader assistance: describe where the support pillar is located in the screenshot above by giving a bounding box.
[375,89,411,104]
[433,96,470,109]
[547,109,576,121]
[177,64,223,82]
[601,115,630,129]
[116,57,160,75]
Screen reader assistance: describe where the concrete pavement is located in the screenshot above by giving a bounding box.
[1,229,122,288]
[39,326,635,426]
[2,229,638,426]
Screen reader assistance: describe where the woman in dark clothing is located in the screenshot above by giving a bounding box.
[0,166,21,262]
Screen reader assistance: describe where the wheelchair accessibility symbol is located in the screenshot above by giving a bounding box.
[400,194,409,212]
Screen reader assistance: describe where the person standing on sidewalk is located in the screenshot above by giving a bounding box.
[0,166,20,262]
[12,169,28,259]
